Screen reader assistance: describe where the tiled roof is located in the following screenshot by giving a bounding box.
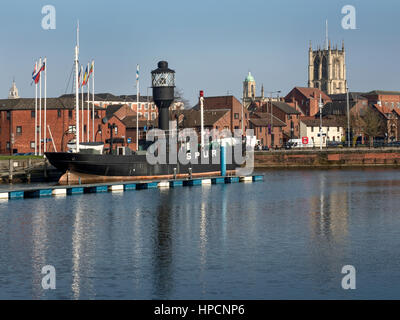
[249,113,286,127]
[0,97,103,111]
[271,101,300,114]
[365,90,400,96]
[301,118,342,127]
[171,109,230,127]
[329,92,368,102]
[318,101,357,117]
[291,87,331,101]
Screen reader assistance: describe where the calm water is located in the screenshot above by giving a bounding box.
[1,168,400,299]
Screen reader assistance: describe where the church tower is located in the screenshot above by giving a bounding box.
[8,79,20,99]
[308,26,347,95]
[243,72,256,99]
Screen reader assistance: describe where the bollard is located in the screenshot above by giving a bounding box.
[220,145,226,177]
[44,160,48,179]
[173,168,177,180]
[27,158,31,183]
[9,159,13,184]
[189,168,192,180]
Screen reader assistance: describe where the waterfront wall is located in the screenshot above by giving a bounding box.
[0,158,61,183]
[254,148,400,168]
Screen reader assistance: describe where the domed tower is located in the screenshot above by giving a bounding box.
[243,72,256,99]
[8,79,20,99]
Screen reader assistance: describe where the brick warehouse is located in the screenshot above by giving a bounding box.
[0,95,109,154]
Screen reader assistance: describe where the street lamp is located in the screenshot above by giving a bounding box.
[346,86,351,147]
[319,94,323,150]
[267,90,281,147]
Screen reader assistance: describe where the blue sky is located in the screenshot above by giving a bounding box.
[1,0,400,105]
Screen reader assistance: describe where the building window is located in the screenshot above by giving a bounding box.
[144,112,149,119]
[151,112,156,120]
[58,110,62,118]
[84,125,87,133]
[6,142,10,150]
[30,141,35,149]
[68,110,73,119]
[31,111,35,118]
[144,104,149,110]
[138,103,142,110]
[337,127,340,131]
[68,125,76,133]
[311,127,314,132]
[114,126,118,135]
[234,113,239,119]
[152,104,156,110]
[16,126,22,135]
[138,112,142,118]
[6,111,10,120]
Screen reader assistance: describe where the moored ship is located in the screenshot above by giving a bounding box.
[46,60,238,184]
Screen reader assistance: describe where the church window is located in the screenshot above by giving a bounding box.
[314,56,320,79]
[322,56,328,78]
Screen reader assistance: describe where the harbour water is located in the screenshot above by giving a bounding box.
[1,168,400,299]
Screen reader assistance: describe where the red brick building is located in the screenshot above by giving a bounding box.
[195,95,249,133]
[262,101,301,142]
[249,112,286,148]
[362,90,400,109]
[0,96,107,154]
[285,87,331,116]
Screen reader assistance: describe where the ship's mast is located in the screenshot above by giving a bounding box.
[75,21,80,152]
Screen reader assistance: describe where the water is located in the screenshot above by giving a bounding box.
[1,168,400,299]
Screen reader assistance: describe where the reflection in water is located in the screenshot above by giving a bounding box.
[310,172,349,241]
[71,197,96,299]
[31,202,48,299]
[308,172,351,292]
[152,190,173,298]
[199,185,211,271]
[71,200,83,299]
[2,168,400,299]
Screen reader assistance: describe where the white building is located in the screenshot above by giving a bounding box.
[300,118,344,147]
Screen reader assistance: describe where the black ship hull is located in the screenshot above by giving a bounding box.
[45,152,235,181]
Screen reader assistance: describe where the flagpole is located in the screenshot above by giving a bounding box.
[44,57,47,153]
[92,60,95,142]
[81,65,84,142]
[87,63,90,142]
[136,64,139,151]
[39,57,42,156]
[34,61,38,156]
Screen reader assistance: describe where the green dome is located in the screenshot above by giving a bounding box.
[245,72,255,82]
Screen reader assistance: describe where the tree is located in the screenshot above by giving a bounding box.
[174,87,191,109]
[361,109,386,146]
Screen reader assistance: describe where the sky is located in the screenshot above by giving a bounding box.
[1,0,400,106]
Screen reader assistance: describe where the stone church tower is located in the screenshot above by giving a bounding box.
[308,41,347,95]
